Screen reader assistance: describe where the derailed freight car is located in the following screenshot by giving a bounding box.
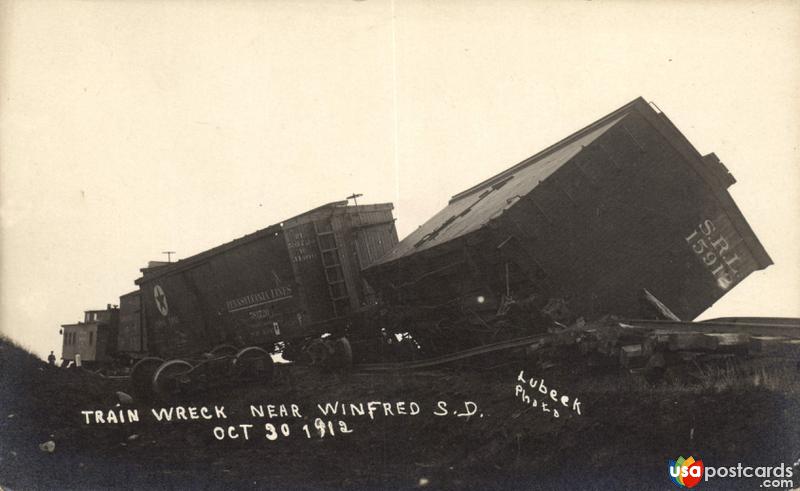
[363,97,771,352]
[128,200,398,396]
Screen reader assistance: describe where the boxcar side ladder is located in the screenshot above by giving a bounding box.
[313,221,350,317]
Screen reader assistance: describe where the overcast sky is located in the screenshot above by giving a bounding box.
[2,0,798,359]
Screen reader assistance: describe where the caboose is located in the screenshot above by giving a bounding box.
[60,305,120,368]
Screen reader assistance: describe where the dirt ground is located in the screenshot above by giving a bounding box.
[1,338,799,490]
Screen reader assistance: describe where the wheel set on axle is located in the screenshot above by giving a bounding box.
[128,337,353,400]
[129,345,275,400]
[232,346,275,381]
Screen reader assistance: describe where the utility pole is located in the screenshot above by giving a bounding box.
[162,251,176,263]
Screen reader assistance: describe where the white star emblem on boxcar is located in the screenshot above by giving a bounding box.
[153,284,169,316]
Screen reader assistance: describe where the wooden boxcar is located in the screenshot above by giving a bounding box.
[364,97,771,322]
[131,201,398,359]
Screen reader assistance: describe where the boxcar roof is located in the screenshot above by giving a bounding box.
[371,98,649,266]
[134,201,394,284]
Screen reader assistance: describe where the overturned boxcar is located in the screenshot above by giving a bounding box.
[364,97,771,340]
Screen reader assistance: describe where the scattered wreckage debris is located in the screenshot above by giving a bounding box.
[352,311,800,377]
[537,314,800,382]
[38,441,55,453]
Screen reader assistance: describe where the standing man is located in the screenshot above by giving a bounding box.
[47,351,56,366]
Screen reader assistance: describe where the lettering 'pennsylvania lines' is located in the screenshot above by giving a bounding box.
[226,286,293,312]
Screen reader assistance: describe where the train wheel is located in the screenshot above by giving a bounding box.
[209,344,238,358]
[233,347,274,383]
[305,339,329,366]
[152,359,194,400]
[130,357,164,399]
